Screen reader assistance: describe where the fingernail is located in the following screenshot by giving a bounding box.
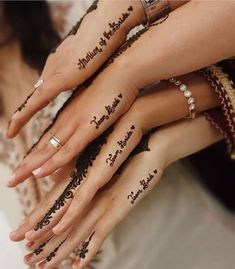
[7,173,17,187]
[26,241,35,248]
[25,230,35,241]
[32,168,42,177]
[73,259,80,266]
[24,253,34,263]
[37,260,47,268]
[9,230,18,240]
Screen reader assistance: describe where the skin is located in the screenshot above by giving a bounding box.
[9,72,220,245]
[7,0,235,188]
[7,0,187,137]
[20,115,221,269]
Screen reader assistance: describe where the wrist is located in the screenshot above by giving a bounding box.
[98,0,146,34]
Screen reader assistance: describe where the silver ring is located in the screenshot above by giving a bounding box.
[34,79,44,89]
[49,135,63,149]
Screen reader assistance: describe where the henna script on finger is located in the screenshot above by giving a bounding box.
[79,231,95,259]
[77,6,134,70]
[46,238,67,262]
[127,169,158,204]
[90,94,122,129]
[34,237,53,255]
[106,125,135,167]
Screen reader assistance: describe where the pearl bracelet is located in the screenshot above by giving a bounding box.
[168,77,196,120]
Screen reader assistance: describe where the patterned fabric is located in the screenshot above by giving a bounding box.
[200,60,235,159]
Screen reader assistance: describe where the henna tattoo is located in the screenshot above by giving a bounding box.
[34,127,113,231]
[103,6,133,40]
[34,237,53,255]
[90,94,122,129]
[46,238,67,262]
[127,169,158,204]
[115,129,156,175]
[77,6,134,70]
[12,79,43,117]
[25,26,148,159]
[13,89,36,115]
[79,231,95,259]
[106,125,135,167]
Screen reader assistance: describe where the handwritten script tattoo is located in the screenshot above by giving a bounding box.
[34,127,113,231]
[77,6,134,70]
[46,238,67,262]
[34,237,53,255]
[106,125,135,167]
[90,94,122,129]
[79,231,95,259]
[127,169,158,204]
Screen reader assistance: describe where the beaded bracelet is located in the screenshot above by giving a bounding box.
[168,77,196,120]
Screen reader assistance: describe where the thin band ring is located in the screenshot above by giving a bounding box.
[49,135,63,149]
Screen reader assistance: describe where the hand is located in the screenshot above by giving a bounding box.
[19,115,221,269]
[9,72,219,243]
[7,71,219,187]
[6,0,146,138]
[7,0,189,139]
[7,0,235,140]
[7,1,234,187]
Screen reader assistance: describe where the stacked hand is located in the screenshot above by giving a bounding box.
[9,73,220,269]
[6,0,235,268]
[12,114,221,269]
[8,0,235,186]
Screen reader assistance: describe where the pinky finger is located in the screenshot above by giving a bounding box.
[73,204,126,269]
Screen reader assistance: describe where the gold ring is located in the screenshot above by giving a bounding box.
[49,135,62,149]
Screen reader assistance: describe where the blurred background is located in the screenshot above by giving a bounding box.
[0,1,90,267]
[0,1,235,269]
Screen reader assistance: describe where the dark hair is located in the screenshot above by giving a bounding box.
[3,1,60,71]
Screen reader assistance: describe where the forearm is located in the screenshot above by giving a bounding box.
[149,115,222,168]
[124,1,235,88]
[129,72,220,132]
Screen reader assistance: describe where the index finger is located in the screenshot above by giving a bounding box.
[7,0,146,138]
